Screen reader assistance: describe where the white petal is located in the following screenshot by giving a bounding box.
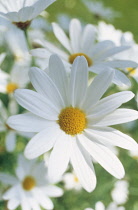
[95,108,138,126]
[32,189,53,210]
[48,132,71,182]
[14,89,58,120]
[69,19,82,53]
[113,69,131,87]
[29,67,65,109]
[70,137,96,192]
[7,113,51,132]
[43,185,63,197]
[3,185,18,200]
[18,7,34,22]
[24,123,60,159]
[69,56,88,107]
[28,197,41,210]
[0,173,17,185]
[82,68,114,111]
[35,39,69,60]
[29,67,64,109]
[30,48,52,58]
[79,134,125,179]
[91,40,115,59]
[86,127,138,150]
[88,91,134,117]
[81,24,97,55]
[52,22,72,53]
[49,54,69,105]
[7,198,20,210]
[105,60,138,68]
[96,46,130,61]
[5,131,16,152]
[32,0,56,19]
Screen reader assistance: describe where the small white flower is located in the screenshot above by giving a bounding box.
[82,1,120,21]
[85,202,105,210]
[85,201,125,210]
[111,180,129,205]
[5,27,31,64]
[0,155,63,210]
[63,171,82,191]
[8,55,138,192]
[0,61,30,94]
[31,18,138,87]
[0,0,56,30]
[0,100,32,152]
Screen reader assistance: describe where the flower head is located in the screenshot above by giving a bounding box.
[8,55,138,192]
[0,0,56,30]
[31,19,138,87]
[0,154,63,210]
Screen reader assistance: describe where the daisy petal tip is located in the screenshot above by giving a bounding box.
[24,147,35,160]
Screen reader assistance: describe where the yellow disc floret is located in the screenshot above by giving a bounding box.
[126,67,136,75]
[74,176,79,183]
[58,107,87,135]
[22,176,36,191]
[69,53,93,67]
[6,83,18,93]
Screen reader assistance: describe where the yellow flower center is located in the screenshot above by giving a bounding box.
[58,107,87,135]
[22,176,36,191]
[126,67,136,75]
[6,83,18,93]
[74,176,79,183]
[69,53,93,67]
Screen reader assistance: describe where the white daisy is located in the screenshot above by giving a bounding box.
[5,27,31,64]
[111,180,129,205]
[0,61,30,94]
[7,55,138,192]
[85,202,125,210]
[0,99,33,152]
[0,154,63,210]
[85,201,105,210]
[0,0,56,30]
[31,18,138,87]
[63,171,82,191]
[82,1,120,21]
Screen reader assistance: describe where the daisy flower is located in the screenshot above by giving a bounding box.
[85,201,125,210]
[0,155,63,210]
[0,61,30,95]
[0,99,33,152]
[0,0,56,30]
[31,18,138,86]
[111,180,129,205]
[63,171,82,191]
[7,55,138,192]
[82,1,120,21]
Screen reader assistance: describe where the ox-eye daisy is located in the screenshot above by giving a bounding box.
[0,155,63,210]
[31,18,138,86]
[8,55,138,192]
[0,0,55,30]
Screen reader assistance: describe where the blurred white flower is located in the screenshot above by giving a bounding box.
[0,100,33,152]
[82,1,120,21]
[85,201,125,210]
[0,0,56,30]
[129,149,138,160]
[0,154,63,210]
[0,61,30,94]
[8,55,138,192]
[31,18,138,87]
[5,27,31,64]
[63,171,82,191]
[111,180,129,205]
